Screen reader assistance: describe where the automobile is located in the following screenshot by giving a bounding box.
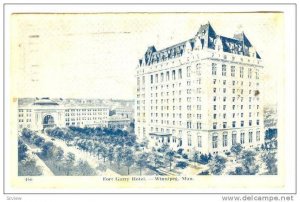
[51,138,55,141]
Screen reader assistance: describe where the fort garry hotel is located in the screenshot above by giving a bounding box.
[136,23,264,154]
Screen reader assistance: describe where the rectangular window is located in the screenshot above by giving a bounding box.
[178,69,182,79]
[212,63,217,75]
[223,122,227,129]
[161,73,164,82]
[172,70,176,80]
[223,133,228,147]
[212,135,218,148]
[166,71,170,81]
[249,131,253,143]
[240,132,245,144]
[213,122,217,130]
[248,68,252,79]
[188,133,192,146]
[187,121,192,129]
[232,132,237,145]
[196,64,201,75]
[241,121,244,127]
[231,66,235,77]
[249,120,252,126]
[187,66,191,77]
[197,122,202,129]
[256,131,260,141]
[240,67,244,78]
[222,64,226,76]
[150,75,153,84]
[232,121,236,128]
[197,135,202,148]
[256,69,259,79]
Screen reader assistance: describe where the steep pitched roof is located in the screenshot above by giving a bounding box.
[140,23,261,65]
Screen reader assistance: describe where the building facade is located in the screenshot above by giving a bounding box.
[136,23,264,154]
[18,97,109,131]
[107,115,131,130]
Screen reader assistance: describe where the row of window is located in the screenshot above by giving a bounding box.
[18,109,31,112]
[65,108,108,112]
[148,96,202,104]
[213,112,260,119]
[212,63,259,79]
[65,117,105,121]
[150,69,183,84]
[18,114,31,117]
[211,131,261,149]
[213,96,259,103]
[18,119,31,123]
[213,79,259,87]
[149,64,202,84]
[149,130,261,148]
[65,113,107,116]
[213,104,260,110]
[213,88,259,95]
[213,120,260,129]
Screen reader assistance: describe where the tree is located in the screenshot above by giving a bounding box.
[261,151,277,175]
[100,145,108,163]
[136,152,149,175]
[108,146,114,166]
[123,148,135,175]
[199,154,209,164]
[159,144,170,153]
[65,152,75,175]
[41,141,54,159]
[75,160,96,176]
[33,136,45,147]
[209,155,227,175]
[21,128,33,139]
[18,157,42,176]
[115,146,123,170]
[240,150,259,175]
[228,167,243,175]
[151,152,164,168]
[165,150,175,171]
[53,147,64,171]
[18,139,28,162]
[192,151,199,165]
[230,143,243,157]
[140,137,149,149]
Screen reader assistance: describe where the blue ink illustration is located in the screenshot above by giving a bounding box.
[16,20,278,176]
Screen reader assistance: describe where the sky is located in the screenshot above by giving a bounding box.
[10,13,284,105]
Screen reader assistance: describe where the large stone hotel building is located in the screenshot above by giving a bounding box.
[136,23,264,154]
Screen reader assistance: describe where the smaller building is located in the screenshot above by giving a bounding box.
[18,97,109,131]
[112,107,134,120]
[107,115,131,130]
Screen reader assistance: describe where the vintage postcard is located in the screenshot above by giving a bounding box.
[2,3,297,195]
